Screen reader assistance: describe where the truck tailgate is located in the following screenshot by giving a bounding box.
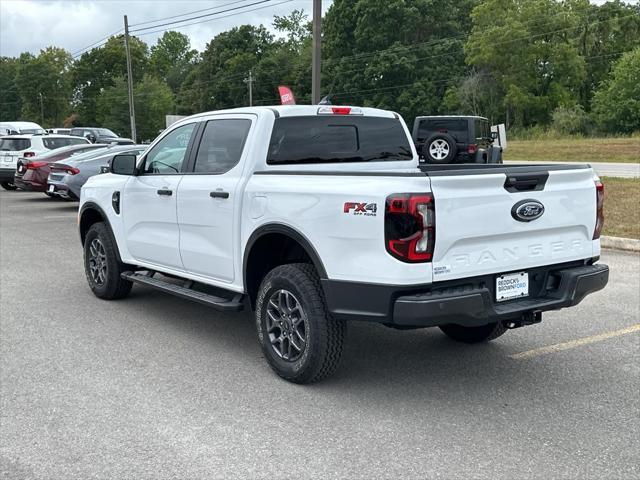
[427,165,597,282]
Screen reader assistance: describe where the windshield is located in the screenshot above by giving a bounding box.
[0,138,31,151]
[267,116,413,165]
[96,128,117,137]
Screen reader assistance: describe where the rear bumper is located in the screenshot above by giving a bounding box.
[0,168,15,182]
[323,261,609,328]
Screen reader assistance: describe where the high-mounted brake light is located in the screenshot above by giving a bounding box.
[317,106,363,115]
[593,179,604,240]
[26,161,47,169]
[385,193,435,263]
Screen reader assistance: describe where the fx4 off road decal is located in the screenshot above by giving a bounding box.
[343,202,377,216]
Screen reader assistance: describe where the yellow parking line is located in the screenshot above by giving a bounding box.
[509,323,640,360]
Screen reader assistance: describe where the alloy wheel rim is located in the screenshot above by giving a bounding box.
[266,289,308,362]
[88,238,107,286]
[429,139,450,160]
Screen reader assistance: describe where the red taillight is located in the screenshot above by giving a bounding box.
[468,144,477,154]
[385,193,435,263]
[66,167,80,175]
[26,161,47,169]
[593,179,604,240]
[23,151,36,158]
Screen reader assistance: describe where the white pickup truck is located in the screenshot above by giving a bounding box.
[79,105,609,383]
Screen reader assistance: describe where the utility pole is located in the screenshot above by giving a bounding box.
[124,15,137,143]
[244,70,254,106]
[38,93,44,126]
[311,0,322,104]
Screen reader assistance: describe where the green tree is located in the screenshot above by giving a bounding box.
[466,0,586,127]
[15,47,73,126]
[0,57,22,119]
[72,35,148,125]
[323,0,476,122]
[96,75,174,142]
[149,31,198,94]
[592,47,640,133]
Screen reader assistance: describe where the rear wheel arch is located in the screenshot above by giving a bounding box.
[243,224,328,309]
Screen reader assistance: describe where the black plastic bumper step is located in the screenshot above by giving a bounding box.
[121,271,244,311]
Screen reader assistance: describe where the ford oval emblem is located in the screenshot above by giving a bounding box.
[511,199,545,222]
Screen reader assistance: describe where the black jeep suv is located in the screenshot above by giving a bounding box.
[411,115,502,164]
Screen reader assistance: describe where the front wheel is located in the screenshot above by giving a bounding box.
[1,181,17,191]
[84,222,132,300]
[255,263,346,384]
[439,322,507,344]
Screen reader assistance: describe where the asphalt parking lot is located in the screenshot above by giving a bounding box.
[1,190,639,480]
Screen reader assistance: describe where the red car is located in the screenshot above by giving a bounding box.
[14,144,106,195]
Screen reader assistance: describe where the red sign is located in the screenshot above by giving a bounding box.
[278,86,296,105]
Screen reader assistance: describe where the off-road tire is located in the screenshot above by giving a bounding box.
[1,181,17,191]
[423,133,458,163]
[439,322,507,344]
[84,222,133,300]
[255,263,346,384]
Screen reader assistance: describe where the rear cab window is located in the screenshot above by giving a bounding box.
[0,138,31,151]
[267,116,413,165]
[419,119,468,143]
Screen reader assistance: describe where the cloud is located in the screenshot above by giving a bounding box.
[0,0,330,57]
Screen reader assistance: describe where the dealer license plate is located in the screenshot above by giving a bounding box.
[496,272,529,302]
[48,184,55,193]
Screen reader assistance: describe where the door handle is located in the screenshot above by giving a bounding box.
[210,191,229,199]
[157,189,173,196]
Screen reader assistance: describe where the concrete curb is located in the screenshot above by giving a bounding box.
[601,235,640,252]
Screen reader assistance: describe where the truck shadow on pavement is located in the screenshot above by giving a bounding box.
[120,285,569,401]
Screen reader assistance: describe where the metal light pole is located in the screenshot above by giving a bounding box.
[38,93,44,126]
[311,0,321,104]
[244,70,254,106]
[124,15,137,143]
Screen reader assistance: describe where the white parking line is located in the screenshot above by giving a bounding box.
[510,323,640,359]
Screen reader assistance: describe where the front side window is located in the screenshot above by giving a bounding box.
[267,116,413,165]
[142,123,195,174]
[193,119,251,174]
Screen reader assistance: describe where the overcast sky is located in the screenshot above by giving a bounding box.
[0,0,633,58]
[0,0,333,58]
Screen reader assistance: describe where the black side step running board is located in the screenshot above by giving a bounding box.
[121,271,244,311]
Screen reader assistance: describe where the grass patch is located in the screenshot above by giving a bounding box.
[504,136,640,163]
[601,177,640,239]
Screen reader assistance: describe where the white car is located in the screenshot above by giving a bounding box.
[78,105,609,383]
[0,121,45,136]
[0,134,90,190]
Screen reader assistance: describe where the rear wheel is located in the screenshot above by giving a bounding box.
[84,222,132,300]
[255,263,345,384]
[1,181,17,191]
[439,322,507,344]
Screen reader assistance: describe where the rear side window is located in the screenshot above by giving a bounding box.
[193,119,251,174]
[267,116,413,165]
[420,119,468,143]
[42,137,88,149]
[0,138,31,151]
[474,119,489,139]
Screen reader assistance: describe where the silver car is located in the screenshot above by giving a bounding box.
[47,145,147,199]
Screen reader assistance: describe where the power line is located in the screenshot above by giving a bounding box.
[70,29,123,59]
[129,0,273,33]
[129,0,250,28]
[133,0,295,37]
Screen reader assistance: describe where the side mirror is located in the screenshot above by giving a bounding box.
[111,154,137,175]
[100,165,109,174]
[491,131,498,140]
